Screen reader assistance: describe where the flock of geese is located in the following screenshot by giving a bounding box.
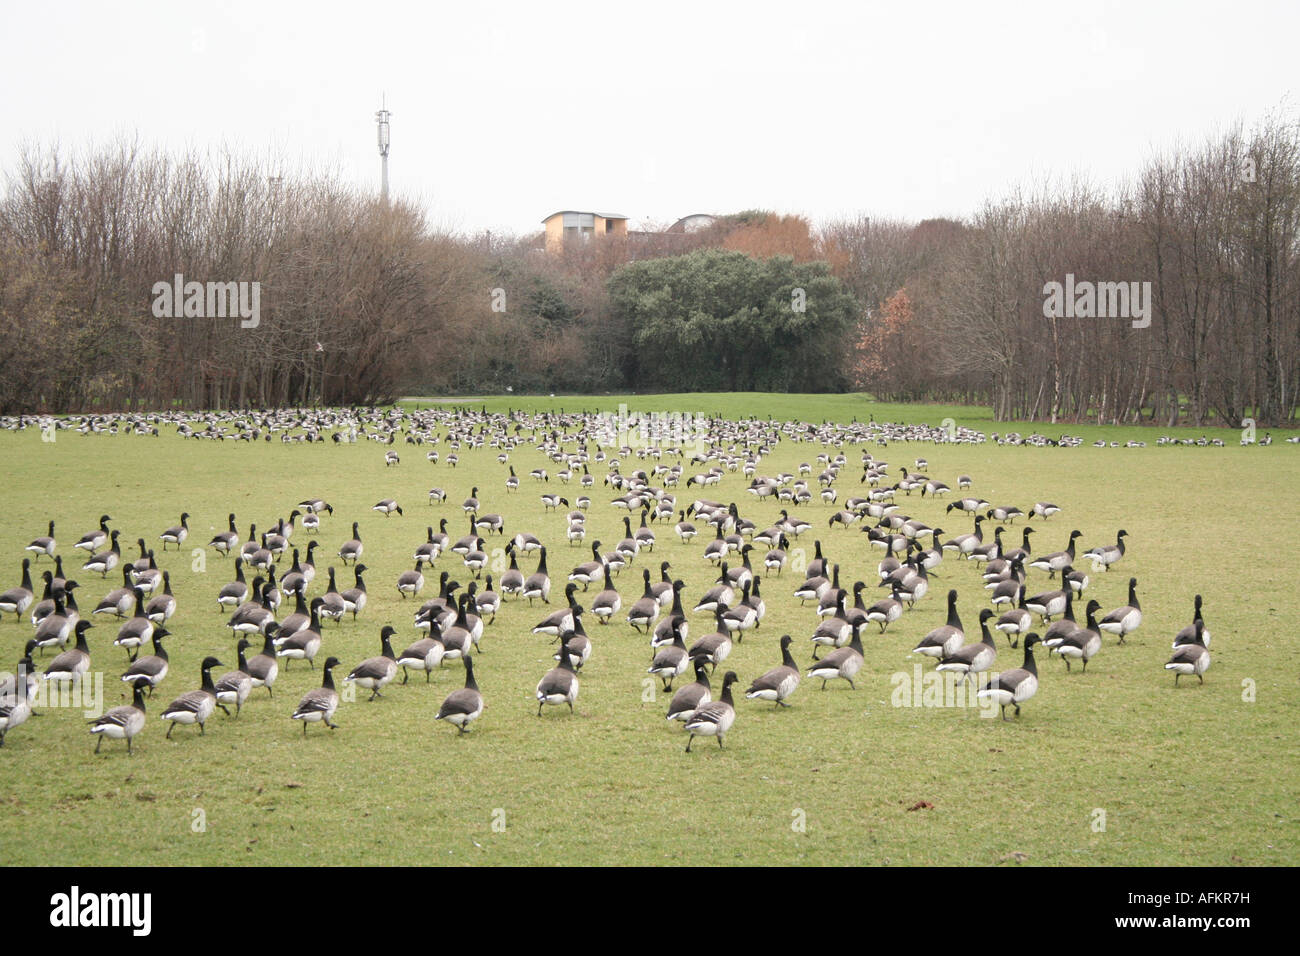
[0,407,1222,755]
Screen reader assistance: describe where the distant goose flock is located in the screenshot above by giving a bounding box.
[0,403,1259,756]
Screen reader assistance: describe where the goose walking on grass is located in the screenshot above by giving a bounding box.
[42,619,91,683]
[1045,600,1103,672]
[89,684,147,755]
[246,626,280,698]
[536,634,580,715]
[1165,621,1210,686]
[745,635,800,707]
[1173,595,1210,649]
[435,655,483,734]
[807,627,865,691]
[648,618,689,691]
[0,559,34,622]
[120,628,170,696]
[75,515,113,554]
[913,590,965,661]
[83,530,121,578]
[338,523,363,565]
[936,609,997,685]
[684,671,738,752]
[667,661,712,723]
[292,657,342,734]
[1085,529,1128,572]
[1098,577,1141,645]
[26,521,56,563]
[976,634,1041,721]
[344,626,399,701]
[214,640,254,717]
[159,513,190,551]
[160,657,223,738]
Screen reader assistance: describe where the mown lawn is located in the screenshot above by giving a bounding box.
[1,396,1296,866]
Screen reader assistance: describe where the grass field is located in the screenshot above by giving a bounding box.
[1,395,1297,866]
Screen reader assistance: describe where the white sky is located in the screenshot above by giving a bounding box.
[3,0,1296,238]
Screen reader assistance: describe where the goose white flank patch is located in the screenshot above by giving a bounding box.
[344,626,399,701]
[536,634,579,715]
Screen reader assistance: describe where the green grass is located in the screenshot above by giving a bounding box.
[1,398,1296,866]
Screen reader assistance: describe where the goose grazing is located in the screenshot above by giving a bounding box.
[338,523,363,565]
[160,656,223,738]
[536,633,580,714]
[89,684,147,755]
[25,521,56,562]
[83,529,121,578]
[1046,600,1103,672]
[986,505,1024,524]
[217,558,249,612]
[976,634,1041,721]
[1165,621,1210,686]
[523,547,551,605]
[291,657,342,734]
[397,561,426,600]
[1173,595,1211,649]
[75,515,113,554]
[1028,502,1061,520]
[684,671,739,751]
[648,618,690,691]
[214,640,254,717]
[626,568,660,632]
[429,487,447,505]
[373,499,404,518]
[120,628,170,695]
[745,635,801,707]
[807,625,865,690]
[0,559,34,622]
[666,661,712,723]
[435,654,483,734]
[913,590,965,661]
[1085,529,1128,572]
[276,598,325,669]
[246,626,280,698]
[341,564,369,620]
[1097,577,1141,645]
[209,514,239,557]
[936,609,997,684]
[344,626,399,701]
[159,512,190,550]
[1029,530,1081,578]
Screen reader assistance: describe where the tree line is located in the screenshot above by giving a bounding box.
[1,110,1297,425]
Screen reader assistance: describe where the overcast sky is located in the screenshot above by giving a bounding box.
[3,1,1295,237]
